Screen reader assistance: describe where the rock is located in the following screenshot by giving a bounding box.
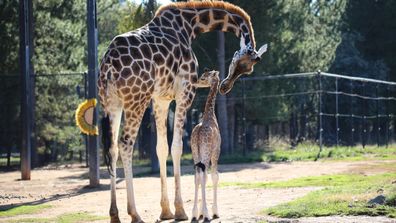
[368,195,386,205]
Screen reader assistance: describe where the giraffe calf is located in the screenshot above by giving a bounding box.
[191,69,221,222]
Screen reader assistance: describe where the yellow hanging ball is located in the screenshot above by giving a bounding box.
[75,98,98,135]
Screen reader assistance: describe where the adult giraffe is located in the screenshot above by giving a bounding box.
[98,1,267,222]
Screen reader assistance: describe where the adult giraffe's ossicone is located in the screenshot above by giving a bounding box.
[97,1,266,222]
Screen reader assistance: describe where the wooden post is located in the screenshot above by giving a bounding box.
[87,0,100,187]
[19,0,33,180]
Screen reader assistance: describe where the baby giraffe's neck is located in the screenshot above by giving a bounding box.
[203,79,219,121]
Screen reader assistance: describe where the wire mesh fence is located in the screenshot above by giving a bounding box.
[192,71,396,155]
[1,71,395,168]
[0,72,88,168]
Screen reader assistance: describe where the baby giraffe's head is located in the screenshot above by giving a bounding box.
[196,68,220,88]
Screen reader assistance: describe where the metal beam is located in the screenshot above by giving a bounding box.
[19,0,33,180]
[87,0,100,187]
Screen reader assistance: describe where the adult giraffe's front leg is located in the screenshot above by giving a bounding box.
[172,83,196,220]
[152,98,174,220]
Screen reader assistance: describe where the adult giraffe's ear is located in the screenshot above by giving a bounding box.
[252,44,268,62]
[257,44,268,58]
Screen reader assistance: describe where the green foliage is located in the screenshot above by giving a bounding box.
[117,0,160,34]
[191,0,347,125]
[341,0,396,82]
[31,0,124,162]
[0,204,52,217]
[0,0,19,74]
[263,173,396,218]
[0,0,22,156]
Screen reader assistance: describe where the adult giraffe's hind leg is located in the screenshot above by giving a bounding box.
[107,106,123,223]
[152,98,174,220]
[119,97,151,223]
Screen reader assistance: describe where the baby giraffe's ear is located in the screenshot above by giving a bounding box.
[204,67,210,73]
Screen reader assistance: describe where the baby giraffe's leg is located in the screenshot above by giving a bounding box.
[191,169,200,222]
[211,164,219,219]
[200,170,210,222]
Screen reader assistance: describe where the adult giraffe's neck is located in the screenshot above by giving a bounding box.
[203,79,219,121]
[153,6,255,49]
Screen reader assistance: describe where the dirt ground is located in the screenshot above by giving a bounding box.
[1,160,395,223]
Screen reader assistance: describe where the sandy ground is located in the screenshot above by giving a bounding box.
[0,160,395,223]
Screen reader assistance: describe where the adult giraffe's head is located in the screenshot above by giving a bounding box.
[219,39,267,95]
[155,1,268,94]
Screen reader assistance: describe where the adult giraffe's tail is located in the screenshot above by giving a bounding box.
[99,49,114,176]
[101,115,113,175]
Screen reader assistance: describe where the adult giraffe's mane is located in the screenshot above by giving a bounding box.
[155,1,255,48]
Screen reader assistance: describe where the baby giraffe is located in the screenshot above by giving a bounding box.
[191,69,221,222]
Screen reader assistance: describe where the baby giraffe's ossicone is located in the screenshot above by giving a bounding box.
[191,69,221,222]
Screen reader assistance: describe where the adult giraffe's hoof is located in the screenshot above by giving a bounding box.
[131,215,145,223]
[159,210,175,220]
[212,214,219,219]
[110,216,121,223]
[174,208,188,221]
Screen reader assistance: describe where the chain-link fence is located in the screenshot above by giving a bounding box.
[1,71,395,168]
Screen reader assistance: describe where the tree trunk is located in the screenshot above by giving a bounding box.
[216,31,230,155]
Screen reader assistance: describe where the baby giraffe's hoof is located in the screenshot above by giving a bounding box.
[212,214,219,219]
[203,217,210,223]
[191,217,199,223]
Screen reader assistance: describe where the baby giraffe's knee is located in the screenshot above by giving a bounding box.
[194,161,206,172]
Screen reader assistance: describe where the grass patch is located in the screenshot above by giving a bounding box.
[259,173,396,218]
[0,204,52,217]
[0,156,20,166]
[262,143,396,162]
[220,174,383,189]
[108,144,396,169]
[9,212,106,223]
[217,144,396,163]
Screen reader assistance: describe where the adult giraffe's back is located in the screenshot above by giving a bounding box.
[97,2,267,222]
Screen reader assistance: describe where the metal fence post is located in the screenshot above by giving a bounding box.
[335,78,339,147]
[376,84,380,147]
[362,116,366,149]
[316,70,323,160]
[350,80,354,146]
[386,86,390,148]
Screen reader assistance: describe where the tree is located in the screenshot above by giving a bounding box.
[0,0,20,166]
